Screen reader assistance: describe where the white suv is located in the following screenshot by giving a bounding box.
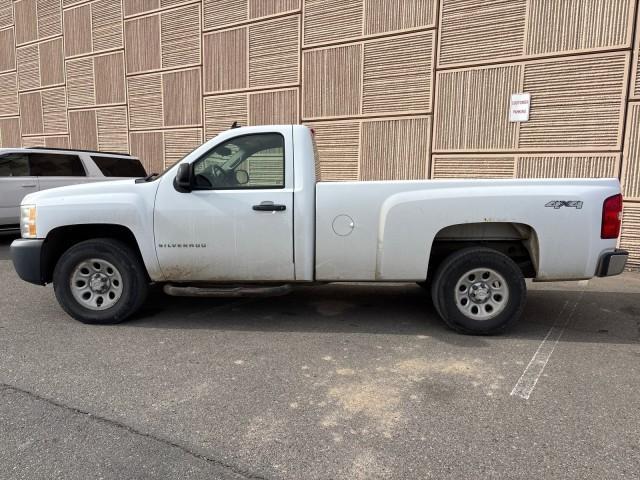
[0,148,146,230]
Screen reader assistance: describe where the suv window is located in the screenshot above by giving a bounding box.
[193,133,285,189]
[0,153,30,177]
[91,155,147,177]
[29,153,86,177]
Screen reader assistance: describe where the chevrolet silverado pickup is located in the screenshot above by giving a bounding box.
[10,125,628,334]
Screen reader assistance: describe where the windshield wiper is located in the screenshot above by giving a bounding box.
[136,172,159,183]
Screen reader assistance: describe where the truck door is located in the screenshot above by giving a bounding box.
[154,130,295,282]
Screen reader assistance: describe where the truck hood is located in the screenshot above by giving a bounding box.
[22,179,143,206]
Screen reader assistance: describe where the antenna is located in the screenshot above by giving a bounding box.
[231,121,241,129]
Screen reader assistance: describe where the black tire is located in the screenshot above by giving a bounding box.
[431,247,526,335]
[53,238,149,324]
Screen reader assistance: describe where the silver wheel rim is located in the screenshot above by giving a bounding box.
[70,258,123,311]
[454,268,509,321]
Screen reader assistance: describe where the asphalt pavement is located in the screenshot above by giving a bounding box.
[1,232,639,479]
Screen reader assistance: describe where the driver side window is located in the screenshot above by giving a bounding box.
[193,133,284,189]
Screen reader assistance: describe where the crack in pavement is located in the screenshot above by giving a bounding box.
[0,382,269,480]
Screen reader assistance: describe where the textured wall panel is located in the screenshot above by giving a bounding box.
[66,56,95,109]
[516,154,620,178]
[364,0,436,35]
[526,0,633,55]
[38,0,62,38]
[69,109,98,149]
[63,5,92,57]
[17,38,65,91]
[127,73,164,129]
[204,94,248,139]
[96,106,129,153]
[130,130,164,174]
[94,52,126,106]
[22,135,69,148]
[18,91,43,134]
[431,155,515,179]
[164,128,203,166]
[622,103,640,200]
[160,4,201,70]
[203,0,247,30]
[362,32,433,115]
[634,8,640,100]
[0,72,20,117]
[0,28,16,72]
[203,28,247,93]
[64,0,123,57]
[204,89,298,138]
[20,87,67,135]
[16,44,40,91]
[620,203,640,268]
[67,52,126,109]
[360,117,430,180]
[14,0,38,45]
[124,15,161,73]
[15,0,62,45]
[125,4,201,74]
[0,0,13,29]
[248,88,299,125]
[123,0,160,17]
[69,106,129,152]
[303,44,362,119]
[41,87,68,134]
[131,128,203,168]
[162,68,202,127]
[519,53,628,150]
[0,118,21,147]
[249,0,299,18]
[303,0,363,47]
[439,0,526,68]
[91,0,124,53]
[434,65,521,152]
[249,16,299,88]
[304,120,360,181]
[39,38,65,88]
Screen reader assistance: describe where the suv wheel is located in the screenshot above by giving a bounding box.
[431,247,526,335]
[53,238,148,324]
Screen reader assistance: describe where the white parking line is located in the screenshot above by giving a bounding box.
[510,292,584,400]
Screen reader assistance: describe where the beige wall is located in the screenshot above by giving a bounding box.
[0,0,639,266]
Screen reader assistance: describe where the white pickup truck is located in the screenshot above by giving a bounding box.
[11,125,628,334]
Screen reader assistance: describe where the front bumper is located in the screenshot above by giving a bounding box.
[11,239,45,285]
[596,249,628,277]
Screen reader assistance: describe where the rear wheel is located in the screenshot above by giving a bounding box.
[431,247,526,335]
[53,238,148,324]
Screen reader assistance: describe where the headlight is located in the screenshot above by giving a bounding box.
[20,205,37,238]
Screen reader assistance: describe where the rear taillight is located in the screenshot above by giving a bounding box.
[601,194,623,239]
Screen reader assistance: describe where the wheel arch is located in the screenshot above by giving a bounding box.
[42,224,149,284]
[428,222,540,280]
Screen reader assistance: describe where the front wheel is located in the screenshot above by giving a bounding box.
[431,247,526,335]
[53,238,149,324]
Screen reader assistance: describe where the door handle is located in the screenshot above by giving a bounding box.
[253,202,286,212]
[21,183,36,188]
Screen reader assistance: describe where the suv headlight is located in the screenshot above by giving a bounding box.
[20,205,37,238]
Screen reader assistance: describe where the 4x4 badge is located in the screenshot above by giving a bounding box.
[545,200,583,210]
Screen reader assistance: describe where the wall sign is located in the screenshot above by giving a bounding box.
[510,93,531,122]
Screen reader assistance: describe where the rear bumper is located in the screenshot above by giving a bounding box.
[11,239,45,285]
[596,249,628,277]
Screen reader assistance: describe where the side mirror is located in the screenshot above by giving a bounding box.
[235,169,249,185]
[174,163,193,192]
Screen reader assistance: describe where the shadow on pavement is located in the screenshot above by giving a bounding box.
[127,282,640,347]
